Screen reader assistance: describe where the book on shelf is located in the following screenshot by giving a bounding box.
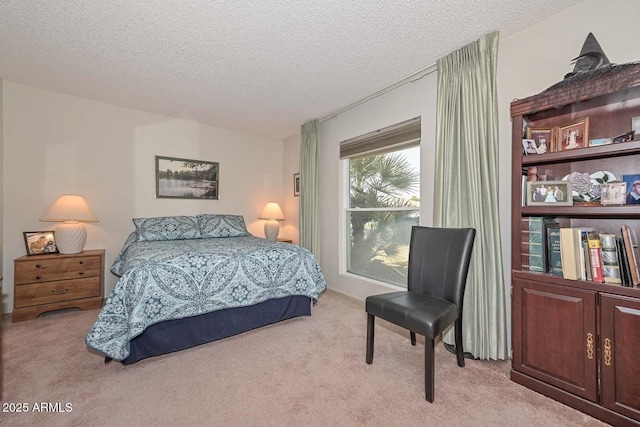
[559,228,581,280]
[583,241,592,281]
[528,217,558,272]
[600,233,623,284]
[616,238,632,286]
[621,225,639,286]
[521,218,530,270]
[587,232,604,283]
[547,225,562,276]
[575,228,595,281]
[528,217,543,272]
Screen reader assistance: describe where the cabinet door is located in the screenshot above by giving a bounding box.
[512,278,597,401]
[600,293,640,420]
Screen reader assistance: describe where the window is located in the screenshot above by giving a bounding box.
[341,118,420,287]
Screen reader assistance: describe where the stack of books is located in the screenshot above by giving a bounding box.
[527,218,639,286]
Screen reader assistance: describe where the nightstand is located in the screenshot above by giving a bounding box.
[12,249,104,322]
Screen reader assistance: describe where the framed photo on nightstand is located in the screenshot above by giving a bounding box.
[23,231,58,255]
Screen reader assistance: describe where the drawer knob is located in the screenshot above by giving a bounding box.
[78,271,84,276]
[36,264,42,268]
[79,260,85,265]
[35,275,41,280]
[52,287,70,295]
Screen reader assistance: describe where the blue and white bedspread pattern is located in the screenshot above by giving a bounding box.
[86,236,326,360]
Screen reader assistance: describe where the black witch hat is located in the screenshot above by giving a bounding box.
[564,32,611,79]
[546,33,615,91]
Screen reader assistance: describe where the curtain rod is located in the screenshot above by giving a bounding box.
[318,62,437,123]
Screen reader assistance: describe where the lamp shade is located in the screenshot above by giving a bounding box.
[40,194,99,222]
[40,195,98,254]
[258,202,285,221]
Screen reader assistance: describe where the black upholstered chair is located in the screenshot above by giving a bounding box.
[365,226,476,402]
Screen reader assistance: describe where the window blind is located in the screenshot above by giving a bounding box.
[339,116,421,159]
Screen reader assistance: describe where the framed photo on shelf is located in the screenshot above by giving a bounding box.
[522,139,538,155]
[633,116,640,135]
[622,174,640,205]
[612,130,635,143]
[601,181,627,206]
[556,118,589,151]
[23,231,58,256]
[526,128,553,154]
[526,180,572,206]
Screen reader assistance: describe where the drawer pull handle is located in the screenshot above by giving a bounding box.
[35,275,41,280]
[78,271,84,276]
[52,287,70,295]
[79,260,84,265]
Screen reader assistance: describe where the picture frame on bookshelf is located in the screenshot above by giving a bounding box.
[526,128,553,154]
[622,174,640,205]
[612,130,635,143]
[521,139,538,155]
[526,180,572,206]
[601,181,627,206]
[588,137,612,147]
[633,116,640,135]
[556,117,589,151]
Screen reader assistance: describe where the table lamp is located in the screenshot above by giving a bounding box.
[40,194,99,254]
[259,202,285,240]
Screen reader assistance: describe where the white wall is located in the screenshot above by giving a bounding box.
[318,73,438,301]
[311,0,640,350]
[2,82,285,313]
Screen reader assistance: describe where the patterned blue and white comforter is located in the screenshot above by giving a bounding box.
[86,236,327,360]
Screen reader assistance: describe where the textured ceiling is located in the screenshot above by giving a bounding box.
[0,1,583,140]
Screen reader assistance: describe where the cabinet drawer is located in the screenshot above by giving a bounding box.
[15,255,101,285]
[14,277,101,308]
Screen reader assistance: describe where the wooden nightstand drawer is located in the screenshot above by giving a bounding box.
[14,277,101,308]
[14,255,101,285]
[13,249,105,322]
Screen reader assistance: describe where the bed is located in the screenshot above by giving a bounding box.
[85,214,326,364]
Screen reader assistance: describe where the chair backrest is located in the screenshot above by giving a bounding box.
[407,226,476,309]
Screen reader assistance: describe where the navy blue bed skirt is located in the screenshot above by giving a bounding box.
[117,295,312,364]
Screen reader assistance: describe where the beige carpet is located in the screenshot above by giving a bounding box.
[2,290,606,427]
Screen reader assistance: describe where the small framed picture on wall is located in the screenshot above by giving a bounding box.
[293,173,300,196]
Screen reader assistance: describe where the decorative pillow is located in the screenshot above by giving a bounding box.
[133,216,200,241]
[197,214,250,238]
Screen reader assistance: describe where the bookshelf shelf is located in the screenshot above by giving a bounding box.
[511,63,640,426]
[521,205,640,218]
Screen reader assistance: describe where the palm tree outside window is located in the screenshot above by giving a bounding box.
[341,118,421,288]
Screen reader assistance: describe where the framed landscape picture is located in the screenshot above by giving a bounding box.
[155,156,219,200]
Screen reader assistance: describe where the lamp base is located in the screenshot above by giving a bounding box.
[55,221,87,254]
[264,220,280,240]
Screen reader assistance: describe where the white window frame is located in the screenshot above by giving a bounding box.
[338,118,421,288]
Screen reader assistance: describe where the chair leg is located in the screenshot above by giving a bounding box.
[366,313,375,364]
[455,318,465,367]
[425,338,435,402]
[410,331,416,346]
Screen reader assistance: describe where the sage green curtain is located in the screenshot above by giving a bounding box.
[300,120,319,255]
[434,32,508,360]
